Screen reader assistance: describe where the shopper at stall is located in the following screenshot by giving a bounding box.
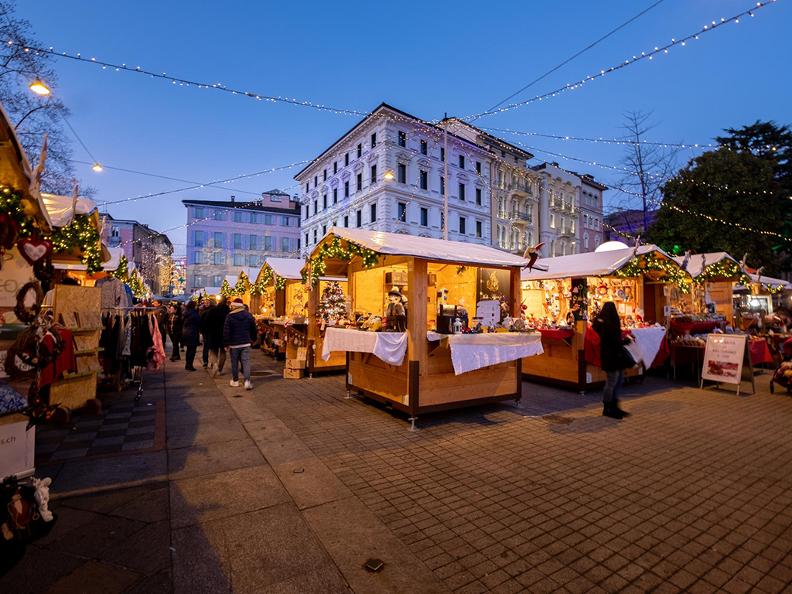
[592,301,634,419]
[223,297,257,391]
[206,296,229,377]
[181,300,201,371]
[152,299,168,349]
[168,302,183,362]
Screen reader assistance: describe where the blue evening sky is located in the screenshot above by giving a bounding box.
[20,0,792,255]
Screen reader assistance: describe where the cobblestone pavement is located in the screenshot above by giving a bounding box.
[261,357,792,594]
[4,350,792,593]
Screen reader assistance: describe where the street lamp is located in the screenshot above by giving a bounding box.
[29,79,51,96]
[91,163,103,173]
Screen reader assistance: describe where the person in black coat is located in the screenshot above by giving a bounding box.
[181,300,201,371]
[592,302,634,419]
[223,298,257,390]
[199,299,215,368]
[206,297,230,377]
[167,302,183,361]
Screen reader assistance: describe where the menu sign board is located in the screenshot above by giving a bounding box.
[701,334,747,385]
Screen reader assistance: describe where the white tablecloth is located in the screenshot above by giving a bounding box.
[625,326,666,367]
[321,327,408,366]
[427,331,544,375]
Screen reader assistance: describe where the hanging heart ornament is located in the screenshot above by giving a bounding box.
[17,237,53,265]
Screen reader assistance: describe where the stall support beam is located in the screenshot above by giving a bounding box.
[408,360,420,431]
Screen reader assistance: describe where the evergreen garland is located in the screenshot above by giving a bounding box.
[306,237,379,285]
[615,253,692,294]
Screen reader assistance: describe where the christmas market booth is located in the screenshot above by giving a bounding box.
[310,228,544,425]
[520,242,691,391]
[250,257,308,359]
[282,271,348,378]
[219,269,257,305]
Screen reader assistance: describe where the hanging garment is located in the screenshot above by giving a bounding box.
[147,316,166,370]
[130,313,153,367]
[38,328,77,388]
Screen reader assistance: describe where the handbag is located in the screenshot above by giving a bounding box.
[618,345,636,370]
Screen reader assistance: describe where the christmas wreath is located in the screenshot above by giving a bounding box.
[14,281,44,324]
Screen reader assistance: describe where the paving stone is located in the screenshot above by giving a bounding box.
[167,436,264,480]
[170,464,290,527]
[50,450,167,494]
[171,520,230,594]
[46,559,141,594]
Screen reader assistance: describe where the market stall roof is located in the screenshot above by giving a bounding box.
[54,245,122,272]
[40,192,98,227]
[263,257,305,280]
[319,228,528,267]
[521,245,676,281]
[742,273,792,290]
[672,252,738,279]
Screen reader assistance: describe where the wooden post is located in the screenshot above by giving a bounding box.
[510,267,521,317]
[407,258,427,416]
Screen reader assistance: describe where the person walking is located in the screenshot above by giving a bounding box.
[168,302,183,361]
[207,297,230,377]
[223,297,257,391]
[199,298,215,369]
[181,300,201,371]
[152,299,168,351]
[592,302,634,419]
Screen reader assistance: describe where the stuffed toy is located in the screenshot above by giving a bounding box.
[32,478,53,522]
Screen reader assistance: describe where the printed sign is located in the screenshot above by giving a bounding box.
[476,300,500,328]
[0,418,35,479]
[701,334,747,385]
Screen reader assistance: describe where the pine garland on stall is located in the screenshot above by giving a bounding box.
[615,253,692,293]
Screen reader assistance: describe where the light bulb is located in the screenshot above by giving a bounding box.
[91,163,104,173]
[29,80,51,96]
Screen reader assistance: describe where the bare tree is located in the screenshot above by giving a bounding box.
[613,110,679,233]
[0,1,77,194]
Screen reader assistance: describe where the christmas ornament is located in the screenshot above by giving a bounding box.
[16,237,52,266]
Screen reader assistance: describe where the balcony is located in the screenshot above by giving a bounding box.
[511,210,534,225]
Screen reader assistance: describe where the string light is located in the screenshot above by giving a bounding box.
[664,204,792,242]
[11,40,367,117]
[463,1,777,120]
[480,127,717,150]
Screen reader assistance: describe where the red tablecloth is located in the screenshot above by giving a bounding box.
[584,324,669,369]
[669,319,722,336]
[749,338,774,366]
[538,328,575,342]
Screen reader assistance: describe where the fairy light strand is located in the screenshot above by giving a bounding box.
[13,40,367,117]
[480,127,718,150]
[463,1,777,120]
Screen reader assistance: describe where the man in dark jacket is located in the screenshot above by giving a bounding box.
[181,300,201,371]
[206,297,230,377]
[223,297,257,391]
[199,299,215,369]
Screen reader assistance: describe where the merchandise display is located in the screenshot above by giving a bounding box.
[519,244,689,390]
[250,257,306,358]
[312,228,544,424]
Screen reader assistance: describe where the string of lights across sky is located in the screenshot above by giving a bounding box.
[16,1,775,123]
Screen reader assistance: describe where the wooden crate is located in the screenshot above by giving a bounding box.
[283,367,304,379]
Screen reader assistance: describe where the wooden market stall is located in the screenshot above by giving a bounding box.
[251,257,308,358]
[312,228,544,425]
[283,274,349,378]
[520,244,690,391]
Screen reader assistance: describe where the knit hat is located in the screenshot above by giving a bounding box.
[230,297,245,309]
[232,297,243,303]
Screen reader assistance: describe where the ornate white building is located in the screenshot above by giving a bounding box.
[295,103,494,255]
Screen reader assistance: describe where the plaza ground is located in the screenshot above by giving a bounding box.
[3,350,792,593]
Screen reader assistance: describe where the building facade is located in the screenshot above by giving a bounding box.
[295,103,494,255]
[577,174,607,253]
[102,214,174,295]
[182,190,300,292]
[440,119,542,255]
[530,163,607,257]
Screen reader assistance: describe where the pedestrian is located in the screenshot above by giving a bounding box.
[181,300,201,371]
[223,297,257,391]
[199,298,215,369]
[592,302,634,419]
[168,302,183,361]
[207,296,230,376]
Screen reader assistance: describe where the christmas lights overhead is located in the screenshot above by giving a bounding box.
[481,127,717,150]
[13,40,367,117]
[664,204,792,242]
[463,1,777,120]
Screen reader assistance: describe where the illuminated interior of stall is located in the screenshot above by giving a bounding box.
[285,280,308,319]
[257,286,275,317]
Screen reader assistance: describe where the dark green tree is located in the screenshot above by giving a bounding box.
[650,121,792,274]
[649,148,789,274]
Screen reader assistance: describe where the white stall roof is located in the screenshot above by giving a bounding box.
[746,273,791,289]
[672,252,737,279]
[323,228,527,267]
[265,257,304,280]
[54,245,122,272]
[40,193,98,227]
[521,245,673,281]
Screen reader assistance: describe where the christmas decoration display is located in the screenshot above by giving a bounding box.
[317,282,348,327]
[235,272,250,295]
[126,269,147,298]
[306,237,379,285]
[694,259,752,286]
[111,254,129,281]
[220,279,233,297]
